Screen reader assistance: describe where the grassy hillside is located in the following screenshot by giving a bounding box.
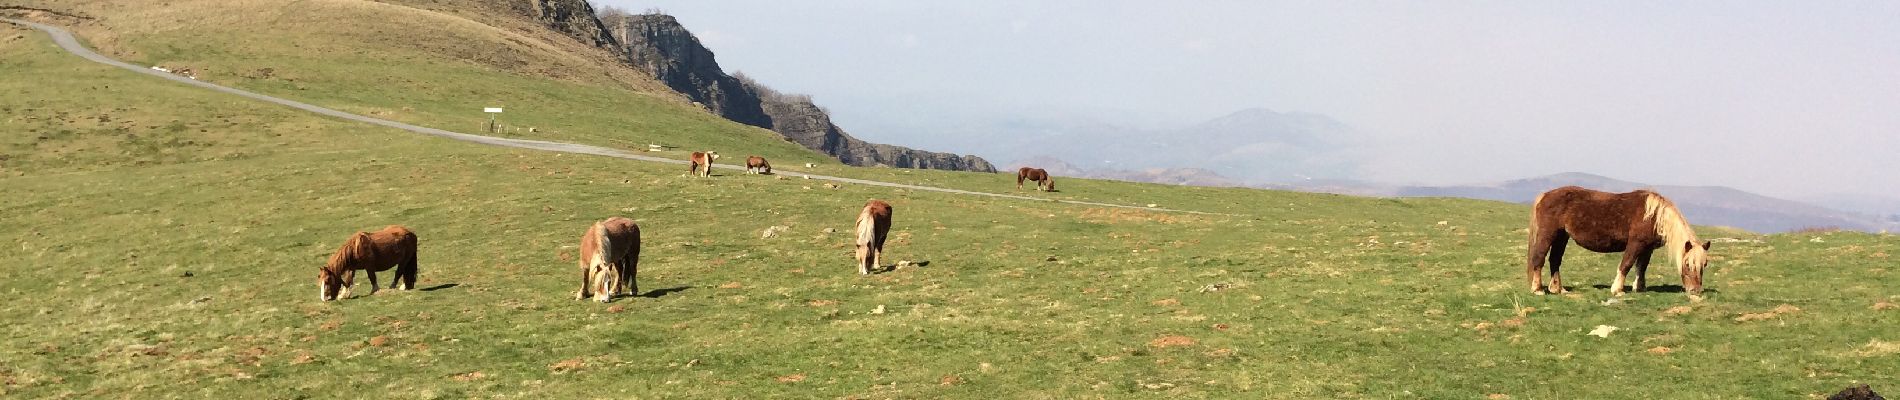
[4,5,1900,400]
[7,0,839,168]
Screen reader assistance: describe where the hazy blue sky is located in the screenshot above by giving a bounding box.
[598,0,1900,199]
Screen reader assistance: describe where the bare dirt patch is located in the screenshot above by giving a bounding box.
[1148,335,1196,348]
[1735,304,1800,322]
[549,358,585,373]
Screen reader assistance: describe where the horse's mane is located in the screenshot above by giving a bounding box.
[1642,193,1704,274]
[326,232,371,272]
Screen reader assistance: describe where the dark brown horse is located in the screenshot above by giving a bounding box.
[1527,186,1711,296]
[318,225,418,301]
[855,200,893,275]
[577,217,640,303]
[1016,167,1056,191]
[688,151,719,177]
[745,155,772,174]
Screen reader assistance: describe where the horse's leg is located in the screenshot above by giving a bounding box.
[873,238,886,272]
[1546,232,1570,294]
[399,252,418,290]
[1526,229,1555,294]
[577,260,592,300]
[1633,250,1653,292]
[366,269,380,295]
[622,252,639,297]
[340,270,357,299]
[1611,245,1642,296]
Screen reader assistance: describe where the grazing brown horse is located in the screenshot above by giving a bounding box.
[1017,167,1056,191]
[854,200,894,275]
[745,156,772,174]
[318,225,418,301]
[1527,186,1711,296]
[688,151,719,177]
[576,217,641,303]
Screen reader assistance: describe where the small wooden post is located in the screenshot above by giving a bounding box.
[483,107,503,134]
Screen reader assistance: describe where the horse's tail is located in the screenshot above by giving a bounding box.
[1527,192,1548,244]
[855,207,877,247]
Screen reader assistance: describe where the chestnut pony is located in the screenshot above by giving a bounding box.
[854,200,893,275]
[1016,167,1055,191]
[745,156,772,174]
[688,151,719,177]
[576,217,641,302]
[1526,186,1711,296]
[318,225,418,301]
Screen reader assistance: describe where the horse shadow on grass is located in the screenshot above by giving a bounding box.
[639,286,693,298]
[418,283,459,291]
[1585,284,1707,294]
[870,260,930,274]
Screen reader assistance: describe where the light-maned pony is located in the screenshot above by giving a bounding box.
[1526,186,1711,296]
[745,156,772,174]
[688,151,719,177]
[318,225,418,301]
[1016,167,1055,191]
[854,200,893,275]
[576,217,640,302]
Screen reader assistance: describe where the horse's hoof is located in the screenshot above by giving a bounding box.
[1532,289,1548,296]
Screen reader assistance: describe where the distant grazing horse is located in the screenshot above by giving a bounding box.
[1527,186,1711,296]
[1017,167,1056,191]
[576,217,641,302]
[318,225,418,301]
[688,151,719,177]
[745,156,772,174]
[854,200,894,275]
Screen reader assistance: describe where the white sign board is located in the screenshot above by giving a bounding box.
[483,107,504,113]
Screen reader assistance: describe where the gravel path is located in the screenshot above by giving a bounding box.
[5,18,1219,215]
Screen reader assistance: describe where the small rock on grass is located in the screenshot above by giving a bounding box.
[1587,325,1618,338]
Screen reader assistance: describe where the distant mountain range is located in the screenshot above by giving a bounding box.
[1011,156,1244,187]
[959,107,1368,183]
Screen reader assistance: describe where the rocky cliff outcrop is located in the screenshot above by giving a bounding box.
[761,95,995,171]
[599,13,772,127]
[599,13,994,172]
[519,0,619,49]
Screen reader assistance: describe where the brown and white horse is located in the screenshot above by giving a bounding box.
[688,151,719,177]
[1016,167,1056,191]
[576,217,640,303]
[854,200,894,275]
[745,156,772,174]
[318,225,418,301]
[1526,186,1711,296]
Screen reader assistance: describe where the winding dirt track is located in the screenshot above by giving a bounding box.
[4,18,1219,215]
